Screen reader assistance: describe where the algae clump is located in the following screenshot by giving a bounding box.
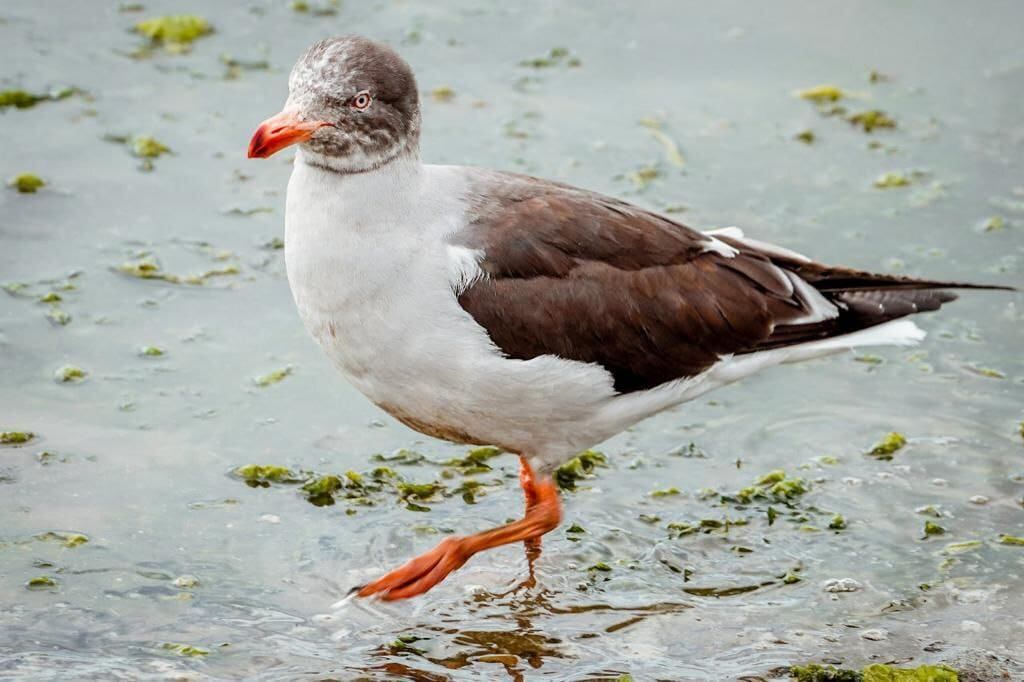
[431,86,456,102]
[161,642,209,657]
[135,15,212,50]
[848,110,896,132]
[997,534,1024,546]
[796,84,845,103]
[253,367,292,387]
[26,576,58,590]
[54,365,87,383]
[235,464,300,486]
[132,136,170,159]
[9,173,45,193]
[1,87,75,110]
[650,487,680,498]
[862,663,957,681]
[791,663,958,681]
[868,432,906,459]
[874,172,911,189]
[555,449,607,490]
[923,521,946,537]
[1,431,34,445]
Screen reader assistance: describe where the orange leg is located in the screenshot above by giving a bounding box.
[357,471,562,601]
[519,456,542,555]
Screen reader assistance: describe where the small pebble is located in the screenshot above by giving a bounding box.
[259,514,281,524]
[968,495,989,505]
[823,578,862,593]
[961,620,984,632]
[861,628,888,641]
[931,478,948,487]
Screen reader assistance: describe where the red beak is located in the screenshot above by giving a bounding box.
[247,110,333,159]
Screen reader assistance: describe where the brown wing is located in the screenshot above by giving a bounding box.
[455,171,1006,393]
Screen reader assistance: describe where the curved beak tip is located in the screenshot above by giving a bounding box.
[246,111,332,160]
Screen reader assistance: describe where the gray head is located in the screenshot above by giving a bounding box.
[248,36,420,173]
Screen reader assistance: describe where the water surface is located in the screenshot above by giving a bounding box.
[2,1,1023,679]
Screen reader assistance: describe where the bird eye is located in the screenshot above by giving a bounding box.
[351,92,372,110]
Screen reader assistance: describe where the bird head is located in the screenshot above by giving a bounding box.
[247,35,420,173]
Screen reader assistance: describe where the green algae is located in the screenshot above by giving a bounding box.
[397,481,443,501]
[135,15,212,50]
[555,449,607,490]
[874,172,911,189]
[791,663,958,681]
[114,258,180,283]
[288,0,339,15]
[54,365,87,383]
[38,292,62,303]
[431,85,456,102]
[967,365,1005,379]
[588,562,612,572]
[855,354,884,365]
[863,664,957,681]
[639,120,686,168]
[981,215,1006,232]
[1,431,34,445]
[9,173,45,193]
[942,540,982,555]
[829,514,847,530]
[253,367,292,387]
[756,470,786,486]
[445,445,503,473]
[848,110,896,132]
[26,576,58,590]
[302,475,342,506]
[997,534,1024,546]
[234,464,301,486]
[627,165,661,190]
[161,642,209,657]
[566,523,586,534]
[923,521,946,537]
[796,84,846,103]
[0,87,75,110]
[35,531,88,547]
[868,432,907,459]
[132,136,170,159]
[741,469,808,502]
[139,346,165,357]
[372,448,426,465]
[794,129,816,144]
[46,307,72,326]
[519,47,581,68]
[650,487,681,498]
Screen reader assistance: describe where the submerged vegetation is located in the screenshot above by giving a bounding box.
[0,87,76,110]
[791,663,958,681]
[8,173,46,193]
[868,432,907,459]
[135,15,212,52]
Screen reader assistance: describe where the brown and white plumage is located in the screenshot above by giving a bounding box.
[249,35,1012,600]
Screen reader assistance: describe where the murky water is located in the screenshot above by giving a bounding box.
[2,1,1023,680]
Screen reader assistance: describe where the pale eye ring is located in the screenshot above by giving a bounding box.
[351,91,372,110]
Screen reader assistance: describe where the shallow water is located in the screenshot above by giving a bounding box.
[2,1,1023,680]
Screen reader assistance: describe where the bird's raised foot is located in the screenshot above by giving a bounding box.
[357,536,470,601]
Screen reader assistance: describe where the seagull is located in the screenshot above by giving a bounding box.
[248,35,1011,601]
